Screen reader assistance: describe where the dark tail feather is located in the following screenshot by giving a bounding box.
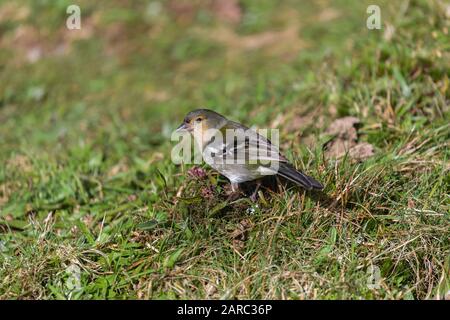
[277,163,323,191]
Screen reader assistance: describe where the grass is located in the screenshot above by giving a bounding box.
[0,0,449,299]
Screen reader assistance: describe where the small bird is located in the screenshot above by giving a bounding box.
[176,109,323,199]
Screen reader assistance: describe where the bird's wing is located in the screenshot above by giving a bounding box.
[218,121,287,163]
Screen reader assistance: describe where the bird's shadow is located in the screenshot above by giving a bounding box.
[199,175,342,220]
[231,175,336,209]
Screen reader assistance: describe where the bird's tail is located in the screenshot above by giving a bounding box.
[277,162,323,191]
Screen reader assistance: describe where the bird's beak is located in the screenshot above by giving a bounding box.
[175,123,188,133]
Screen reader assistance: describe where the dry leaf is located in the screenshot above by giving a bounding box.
[230,219,252,237]
[324,138,355,159]
[348,142,375,161]
[325,116,360,138]
[230,219,253,252]
[324,117,374,161]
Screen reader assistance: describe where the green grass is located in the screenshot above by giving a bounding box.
[0,0,449,299]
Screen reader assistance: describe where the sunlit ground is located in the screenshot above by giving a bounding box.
[0,0,449,299]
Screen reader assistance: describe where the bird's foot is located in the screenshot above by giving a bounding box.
[249,180,262,202]
[249,192,258,202]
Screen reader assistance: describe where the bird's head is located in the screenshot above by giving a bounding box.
[175,109,227,134]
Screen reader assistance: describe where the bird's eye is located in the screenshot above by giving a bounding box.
[195,117,202,122]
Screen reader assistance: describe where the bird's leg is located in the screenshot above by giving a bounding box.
[227,182,241,201]
[250,180,262,202]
